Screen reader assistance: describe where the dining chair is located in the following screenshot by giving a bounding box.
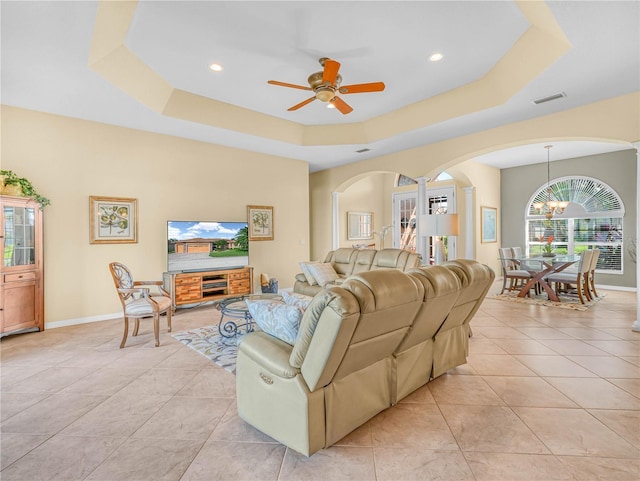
[498,247,533,294]
[108,262,172,348]
[587,248,600,298]
[546,250,593,304]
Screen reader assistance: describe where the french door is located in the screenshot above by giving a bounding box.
[392,186,457,262]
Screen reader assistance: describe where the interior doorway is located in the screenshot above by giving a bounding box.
[392,186,457,263]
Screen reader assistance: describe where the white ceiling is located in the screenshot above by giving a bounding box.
[1,1,638,172]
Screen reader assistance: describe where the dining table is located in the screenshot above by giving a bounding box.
[514,254,581,302]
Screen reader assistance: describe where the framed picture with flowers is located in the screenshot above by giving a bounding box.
[89,196,138,244]
[247,205,274,241]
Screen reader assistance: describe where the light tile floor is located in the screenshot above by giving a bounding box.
[1,282,638,481]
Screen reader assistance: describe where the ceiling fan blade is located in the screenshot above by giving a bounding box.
[322,59,341,86]
[268,80,312,91]
[330,96,353,115]
[288,96,316,111]
[339,82,386,94]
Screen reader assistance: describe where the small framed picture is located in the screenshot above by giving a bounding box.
[481,206,497,243]
[90,196,138,244]
[247,205,274,241]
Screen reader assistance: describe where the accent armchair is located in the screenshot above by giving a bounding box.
[108,262,172,348]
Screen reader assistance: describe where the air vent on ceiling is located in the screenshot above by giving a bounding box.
[532,92,566,105]
[356,148,371,153]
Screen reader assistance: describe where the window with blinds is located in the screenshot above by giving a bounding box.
[525,176,625,274]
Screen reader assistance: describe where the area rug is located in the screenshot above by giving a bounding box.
[490,291,605,311]
[172,325,252,374]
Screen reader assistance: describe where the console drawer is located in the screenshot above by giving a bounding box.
[176,284,201,296]
[229,271,249,280]
[176,275,200,285]
[229,280,250,294]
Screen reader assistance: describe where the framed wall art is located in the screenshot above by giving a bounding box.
[90,196,138,244]
[481,206,497,243]
[347,211,374,240]
[247,205,274,241]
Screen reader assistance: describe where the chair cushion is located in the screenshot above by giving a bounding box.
[506,270,533,277]
[246,299,303,346]
[546,273,579,283]
[124,296,171,316]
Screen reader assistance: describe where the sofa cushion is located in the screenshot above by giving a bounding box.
[282,290,314,311]
[324,248,358,276]
[307,262,340,287]
[245,299,303,345]
[299,261,320,285]
[352,249,377,274]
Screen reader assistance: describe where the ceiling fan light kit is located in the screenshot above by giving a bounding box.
[268,57,385,115]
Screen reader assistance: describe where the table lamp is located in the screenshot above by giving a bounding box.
[422,214,459,264]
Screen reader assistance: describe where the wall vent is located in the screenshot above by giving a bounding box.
[531,92,566,105]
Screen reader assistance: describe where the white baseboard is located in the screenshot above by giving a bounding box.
[596,284,636,292]
[45,312,121,330]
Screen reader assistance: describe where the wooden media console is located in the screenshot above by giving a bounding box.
[163,266,253,309]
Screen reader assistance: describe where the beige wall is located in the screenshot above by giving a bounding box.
[310,93,638,265]
[1,106,310,325]
[338,173,391,251]
[448,161,502,273]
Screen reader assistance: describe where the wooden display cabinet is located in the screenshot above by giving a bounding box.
[1,195,44,335]
[164,266,253,309]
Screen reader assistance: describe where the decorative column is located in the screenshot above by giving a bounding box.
[464,186,475,259]
[632,142,640,332]
[415,177,429,264]
[332,191,339,251]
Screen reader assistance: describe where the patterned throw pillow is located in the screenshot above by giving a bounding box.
[306,262,339,287]
[282,290,314,311]
[299,261,320,285]
[245,300,302,345]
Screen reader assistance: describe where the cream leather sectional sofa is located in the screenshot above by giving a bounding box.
[236,259,495,456]
[293,247,422,296]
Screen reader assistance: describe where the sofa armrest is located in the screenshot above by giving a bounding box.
[238,331,298,379]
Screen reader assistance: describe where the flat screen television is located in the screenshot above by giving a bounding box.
[167,221,249,272]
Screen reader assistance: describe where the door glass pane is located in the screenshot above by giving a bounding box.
[3,205,36,267]
[399,196,416,251]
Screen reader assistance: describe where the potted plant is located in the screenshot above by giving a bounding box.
[541,235,555,257]
[0,170,51,209]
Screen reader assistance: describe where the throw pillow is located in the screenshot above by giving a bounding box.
[245,299,302,346]
[307,262,339,287]
[289,290,335,368]
[299,261,319,285]
[282,290,314,311]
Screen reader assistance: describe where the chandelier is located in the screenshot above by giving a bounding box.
[533,145,569,219]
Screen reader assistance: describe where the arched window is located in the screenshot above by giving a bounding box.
[525,176,625,273]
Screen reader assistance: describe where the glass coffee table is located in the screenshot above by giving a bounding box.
[216,293,282,338]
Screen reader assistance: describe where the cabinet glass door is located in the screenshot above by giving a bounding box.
[4,205,36,267]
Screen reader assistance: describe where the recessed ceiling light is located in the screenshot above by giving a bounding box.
[429,53,443,62]
[209,63,223,72]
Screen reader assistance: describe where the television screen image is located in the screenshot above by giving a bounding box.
[167,221,249,272]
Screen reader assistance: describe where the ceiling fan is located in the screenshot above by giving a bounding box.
[267,57,385,115]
